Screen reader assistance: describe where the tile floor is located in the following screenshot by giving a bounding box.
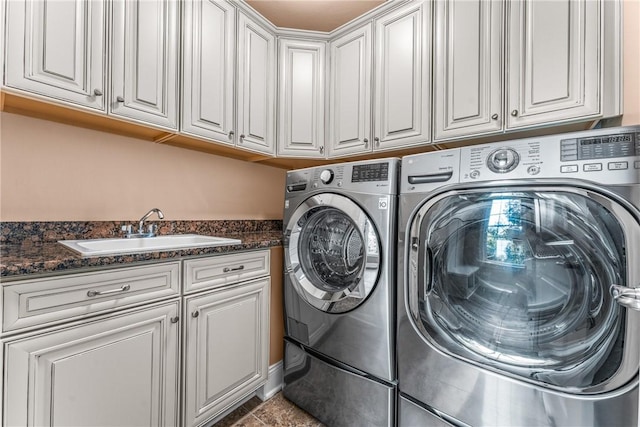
[213,392,325,427]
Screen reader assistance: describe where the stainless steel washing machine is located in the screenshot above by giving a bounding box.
[397,126,640,426]
[283,158,399,427]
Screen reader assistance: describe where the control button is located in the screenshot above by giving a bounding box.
[312,182,318,188]
[319,169,334,184]
[561,149,578,155]
[469,170,481,179]
[487,148,519,173]
[527,165,541,175]
[561,165,579,173]
[584,163,603,172]
[608,161,629,170]
[561,154,578,161]
[635,161,640,169]
[337,181,343,187]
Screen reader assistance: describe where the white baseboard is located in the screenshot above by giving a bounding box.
[256,361,283,401]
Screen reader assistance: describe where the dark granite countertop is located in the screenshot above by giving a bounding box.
[0,221,283,279]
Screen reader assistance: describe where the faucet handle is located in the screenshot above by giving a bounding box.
[147,224,158,236]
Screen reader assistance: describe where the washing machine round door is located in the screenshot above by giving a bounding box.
[285,193,381,313]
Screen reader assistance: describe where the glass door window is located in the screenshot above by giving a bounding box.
[408,189,637,392]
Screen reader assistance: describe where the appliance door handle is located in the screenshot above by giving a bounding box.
[408,172,453,185]
[418,246,434,300]
[611,284,640,311]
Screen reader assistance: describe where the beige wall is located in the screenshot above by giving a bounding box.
[622,0,640,125]
[0,112,286,221]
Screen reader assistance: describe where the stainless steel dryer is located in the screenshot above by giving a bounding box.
[397,126,640,426]
[283,158,399,427]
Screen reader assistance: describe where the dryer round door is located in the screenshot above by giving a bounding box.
[285,193,381,313]
[406,187,640,393]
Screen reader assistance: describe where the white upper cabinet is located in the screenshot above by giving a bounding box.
[182,0,236,144]
[328,24,373,157]
[110,0,179,129]
[3,0,621,160]
[373,1,431,151]
[507,0,601,129]
[182,3,276,156]
[4,0,106,111]
[328,1,432,158]
[236,12,277,155]
[433,0,503,141]
[277,38,326,158]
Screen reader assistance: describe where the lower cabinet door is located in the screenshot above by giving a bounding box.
[3,301,180,427]
[183,278,270,427]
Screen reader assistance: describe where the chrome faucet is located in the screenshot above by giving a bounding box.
[138,208,164,234]
[122,208,165,238]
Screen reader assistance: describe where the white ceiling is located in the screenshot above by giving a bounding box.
[245,0,386,32]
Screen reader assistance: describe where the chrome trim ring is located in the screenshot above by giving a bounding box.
[406,185,640,394]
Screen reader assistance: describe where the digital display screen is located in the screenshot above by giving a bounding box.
[561,133,638,161]
[352,162,389,182]
[580,134,633,145]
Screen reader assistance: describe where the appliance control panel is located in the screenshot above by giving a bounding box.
[560,132,639,161]
[351,162,390,182]
[286,158,399,196]
[460,140,542,182]
[459,126,640,185]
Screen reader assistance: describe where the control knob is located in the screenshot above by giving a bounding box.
[320,169,334,184]
[487,148,519,173]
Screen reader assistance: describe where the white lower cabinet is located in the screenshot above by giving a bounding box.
[3,301,180,427]
[1,249,271,427]
[183,277,270,427]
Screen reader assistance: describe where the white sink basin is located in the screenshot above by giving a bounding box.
[59,234,242,257]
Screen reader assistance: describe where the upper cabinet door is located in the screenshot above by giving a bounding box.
[433,0,503,141]
[182,0,236,144]
[507,0,600,129]
[4,0,106,111]
[277,38,326,158]
[110,0,179,129]
[236,13,276,155]
[328,24,373,158]
[374,1,431,151]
